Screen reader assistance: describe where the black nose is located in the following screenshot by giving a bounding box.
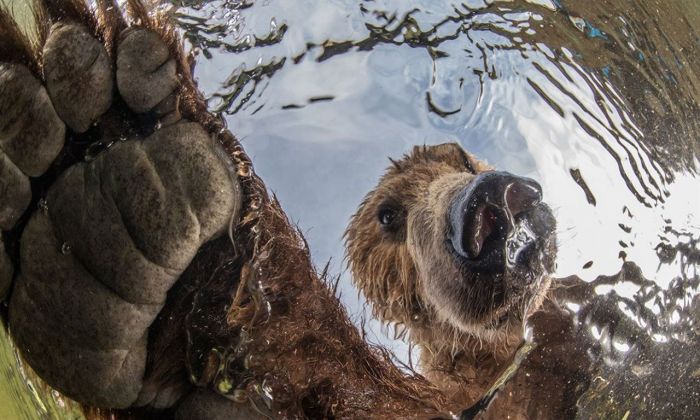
[449,171,542,269]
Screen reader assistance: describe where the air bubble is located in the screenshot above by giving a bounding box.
[38,198,49,214]
[244,354,254,369]
[60,243,71,255]
[260,377,275,408]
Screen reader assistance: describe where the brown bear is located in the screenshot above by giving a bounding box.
[346,143,562,412]
[0,1,589,418]
[0,1,455,419]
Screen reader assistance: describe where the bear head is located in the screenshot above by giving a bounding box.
[346,143,557,349]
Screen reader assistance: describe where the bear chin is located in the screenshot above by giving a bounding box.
[447,203,557,340]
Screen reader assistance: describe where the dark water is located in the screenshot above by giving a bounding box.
[1,0,698,418]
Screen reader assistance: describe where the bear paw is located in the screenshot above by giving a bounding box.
[2,1,241,410]
[0,234,11,301]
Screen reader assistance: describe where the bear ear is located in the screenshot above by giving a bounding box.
[404,142,477,173]
[463,150,495,173]
[427,142,469,164]
[388,157,403,171]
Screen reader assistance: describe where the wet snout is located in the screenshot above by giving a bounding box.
[448,171,546,273]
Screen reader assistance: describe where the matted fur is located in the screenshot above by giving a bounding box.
[1,1,454,418]
[0,3,39,73]
[345,144,536,352]
[345,143,560,411]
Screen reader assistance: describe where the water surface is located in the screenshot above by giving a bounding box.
[0,0,698,417]
[180,0,699,416]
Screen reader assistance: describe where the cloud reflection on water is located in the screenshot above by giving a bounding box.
[179,0,699,375]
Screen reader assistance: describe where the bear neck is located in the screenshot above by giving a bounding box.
[412,320,523,409]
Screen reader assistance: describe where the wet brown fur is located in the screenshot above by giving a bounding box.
[2,1,455,418]
[0,2,40,73]
[345,144,561,410]
[345,144,541,349]
[2,2,589,418]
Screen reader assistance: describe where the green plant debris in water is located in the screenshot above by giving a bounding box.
[0,327,83,420]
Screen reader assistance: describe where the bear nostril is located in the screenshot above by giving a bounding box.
[504,178,542,220]
[461,204,499,259]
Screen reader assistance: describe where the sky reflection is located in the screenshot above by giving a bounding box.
[184,0,699,338]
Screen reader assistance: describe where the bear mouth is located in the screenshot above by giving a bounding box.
[458,269,551,334]
[446,194,556,329]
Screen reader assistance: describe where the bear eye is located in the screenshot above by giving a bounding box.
[378,208,396,226]
[377,202,404,234]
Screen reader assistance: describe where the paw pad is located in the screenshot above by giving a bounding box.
[1,1,242,410]
[0,63,65,228]
[117,28,179,115]
[43,23,113,133]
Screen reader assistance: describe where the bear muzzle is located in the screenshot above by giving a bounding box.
[448,171,555,277]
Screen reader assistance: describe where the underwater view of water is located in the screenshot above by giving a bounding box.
[0,0,698,418]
